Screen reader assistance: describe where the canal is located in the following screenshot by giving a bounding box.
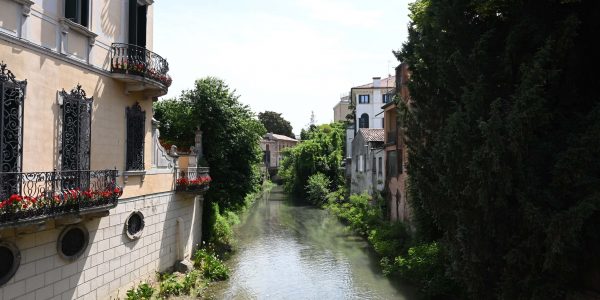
[206,186,417,299]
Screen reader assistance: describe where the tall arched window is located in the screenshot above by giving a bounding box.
[359,113,369,128]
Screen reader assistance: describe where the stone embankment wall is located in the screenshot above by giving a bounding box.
[0,192,203,300]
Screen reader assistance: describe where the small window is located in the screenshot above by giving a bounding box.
[124,211,145,240]
[126,103,146,171]
[358,95,370,104]
[378,157,382,176]
[359,113,369,129]
[387,150,398,177]
[355,156,358,172]
[372,157,376,174]
[0,241,20,286]
[65,0,89,27]
[57,225,89,262]
[363,155,367,172]
[382,94,393,103]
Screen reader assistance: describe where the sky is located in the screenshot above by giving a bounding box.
[153,0,411,135]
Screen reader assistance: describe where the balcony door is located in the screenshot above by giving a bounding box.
[128,0,147,48]
[0,63,26,199]
[60,85,92,190]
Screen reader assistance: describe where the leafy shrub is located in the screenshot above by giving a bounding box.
[181,269,202,294]
[192,248,230,281]
[305,173,331,206]
[158,273,184,297]
[395,242,458,298]
[126,282,155,300]
[368,221,410,258]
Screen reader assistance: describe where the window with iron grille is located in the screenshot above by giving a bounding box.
[60,85,92,171]
[126,103,145,171]
[0,62,26,199]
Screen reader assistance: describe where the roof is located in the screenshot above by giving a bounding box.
[353,75,396,89]
[266,133,298,142]
[358,128,384,142]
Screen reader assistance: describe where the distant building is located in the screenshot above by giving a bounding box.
[351,75,396,132]
[260,133,298,169]
[333,94,350,122]
[350,129,385,195]
[384,63,411,222]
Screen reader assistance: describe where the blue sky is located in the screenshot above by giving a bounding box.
[154,0,410,135]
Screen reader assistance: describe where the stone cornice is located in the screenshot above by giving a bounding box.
[59,18,98,46]
[11,0,35,16]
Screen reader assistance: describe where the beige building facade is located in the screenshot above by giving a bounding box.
[333,94,350,122]
[259,133,298,169]
[0,1,207,299]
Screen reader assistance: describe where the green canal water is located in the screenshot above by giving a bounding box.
[206,186,417,300]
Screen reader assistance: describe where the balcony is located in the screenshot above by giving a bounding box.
[176,167,211,194]
[110,43,171,97]
[0,170,122,228]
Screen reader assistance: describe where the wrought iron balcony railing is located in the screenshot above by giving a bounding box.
[110,43,172,87]
[0,170,122,228]
[176,167,211,193]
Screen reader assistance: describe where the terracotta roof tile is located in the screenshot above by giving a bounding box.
[359,128,385,142]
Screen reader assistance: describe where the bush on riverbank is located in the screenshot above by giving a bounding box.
[279,122,345,196]
[394,242,459,298]
[125,247,228,299]
[305,173,331,206]
[325,191,457,299]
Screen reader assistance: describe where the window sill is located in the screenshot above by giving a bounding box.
[59,18,97,45]
[122,170,146,183]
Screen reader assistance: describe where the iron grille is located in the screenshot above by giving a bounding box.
[0,169,121,228]
[0,62,26,198]
[110,43,171,87]
[60,85,92,189]
[126,102,145,171]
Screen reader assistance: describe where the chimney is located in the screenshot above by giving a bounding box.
[373,77,381,88]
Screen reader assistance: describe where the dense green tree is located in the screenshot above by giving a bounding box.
[153,99,195,148]
[400,0,600,299]
[279,122,345,196]
[181,77,266,210]
[258,111,294,138]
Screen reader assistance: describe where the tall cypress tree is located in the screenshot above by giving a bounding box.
[399,0,600,298]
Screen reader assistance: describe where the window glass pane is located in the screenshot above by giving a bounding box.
[80,0,89,27]
[372,157,376,174]
[65,0,78,22]
[387,151,398,177]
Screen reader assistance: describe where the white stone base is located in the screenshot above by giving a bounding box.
[0,191,204,300]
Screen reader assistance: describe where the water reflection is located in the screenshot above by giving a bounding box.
[207,186,416,300]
